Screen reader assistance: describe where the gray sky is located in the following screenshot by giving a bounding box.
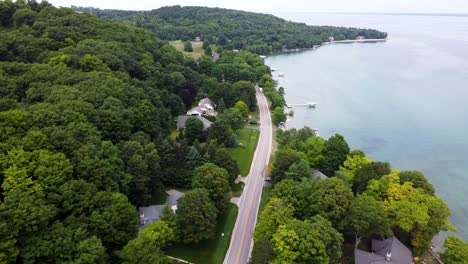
[48,0,468,14]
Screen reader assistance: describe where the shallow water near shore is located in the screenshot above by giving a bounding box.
[266,13,468,240]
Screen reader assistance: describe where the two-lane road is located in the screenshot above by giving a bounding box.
[223,86,273,264]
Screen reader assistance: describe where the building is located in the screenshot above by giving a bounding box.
[355,236,412,264]
[357,36,366,40]
[187,97,217,117]
[329,36,335,42]
[139,190,185,228]
[212,52,220,61]
[176,115,213,130]
[195,36,201,42]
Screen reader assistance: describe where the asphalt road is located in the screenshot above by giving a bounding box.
[223,86,273,264]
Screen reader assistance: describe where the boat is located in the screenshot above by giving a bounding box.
[271,68,277,72]
[307,102,317,108]
[278,73,285,77]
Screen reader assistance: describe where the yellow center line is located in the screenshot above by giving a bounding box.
[234,95,268,263]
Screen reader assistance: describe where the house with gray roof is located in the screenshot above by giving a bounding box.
[355,236,412,264]
[176,115,212,130]
[139,189,185,229]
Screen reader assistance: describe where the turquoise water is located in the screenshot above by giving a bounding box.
[266,13,468,240]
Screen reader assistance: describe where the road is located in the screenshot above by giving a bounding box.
[223,86,273,264]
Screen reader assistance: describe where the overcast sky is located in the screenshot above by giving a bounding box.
[47,0,468,14]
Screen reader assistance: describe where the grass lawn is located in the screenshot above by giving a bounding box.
[228,128,260,176]
[169,40,204,59]
[258,186,272,213]
[166,204,239,264]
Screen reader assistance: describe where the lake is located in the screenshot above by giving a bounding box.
[266,13,468,240]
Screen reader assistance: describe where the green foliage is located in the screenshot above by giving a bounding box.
[339,150,372,183]
[285,159,313,181]
[353,161,391,194]
[270,179,315,219]
[271,107,286,125]
[211,148,240,185]
[233,100,249,117]
[364,171,453,255]
[270,148,305,184]
[253,198,294,242]
[192,163,231,212]
[175,189,218,244]
[184,117,205,144]
[399,170,435,195]
[441,236,468,264]
[271,216,343,264]
[160,205,176,230]
[80,5,387,54]
[318,133,350,176]
[302,136,326,168]
[219,108,245,131]
[309,177,354,228]
[184,41,193,52]
[208,120,231,145]
[344,194,392,238]
[121,221,174,264]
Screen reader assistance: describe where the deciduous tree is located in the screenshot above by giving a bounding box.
[175,189,218,244]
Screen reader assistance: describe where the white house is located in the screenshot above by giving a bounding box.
[187,97,217,116]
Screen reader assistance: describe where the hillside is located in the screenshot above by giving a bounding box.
[74,5,388,54]
[0,1,277,262]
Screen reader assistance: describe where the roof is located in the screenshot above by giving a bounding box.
[176,115,212,130]
[313,169,328,179]
[139,205,163,227]
[355,237,412,264]
[187,106,205,116]
[139,189,185,228]
[355,249,386,264]
[198,98,216,108]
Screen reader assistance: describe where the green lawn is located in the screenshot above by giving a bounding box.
[169,40,204,59]
[258,186,272,214]
[166,204,238,264]
[228,128,260,176]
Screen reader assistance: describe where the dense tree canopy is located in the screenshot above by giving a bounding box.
[0,1,267,261]
[441,235,468,264]
[175,189,218,244]
[76,5,388,54]
[192,163,231,212]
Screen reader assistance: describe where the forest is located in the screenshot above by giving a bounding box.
[250,128,467,263]
[2,1,467,264]
[73,5,388,54]
[0,1,285,262]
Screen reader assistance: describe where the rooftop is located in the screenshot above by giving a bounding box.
[176,115,213,130]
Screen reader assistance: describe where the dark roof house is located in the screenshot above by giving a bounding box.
[176,115,212,130]
[139,189,185,229]
[355,236,412,264]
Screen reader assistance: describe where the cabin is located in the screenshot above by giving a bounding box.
[355,236,412,264]
[195,36,201,42]
[356,36,366,40]
[329,36,335,42]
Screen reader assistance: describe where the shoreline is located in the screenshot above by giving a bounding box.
[267,38,388,56]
